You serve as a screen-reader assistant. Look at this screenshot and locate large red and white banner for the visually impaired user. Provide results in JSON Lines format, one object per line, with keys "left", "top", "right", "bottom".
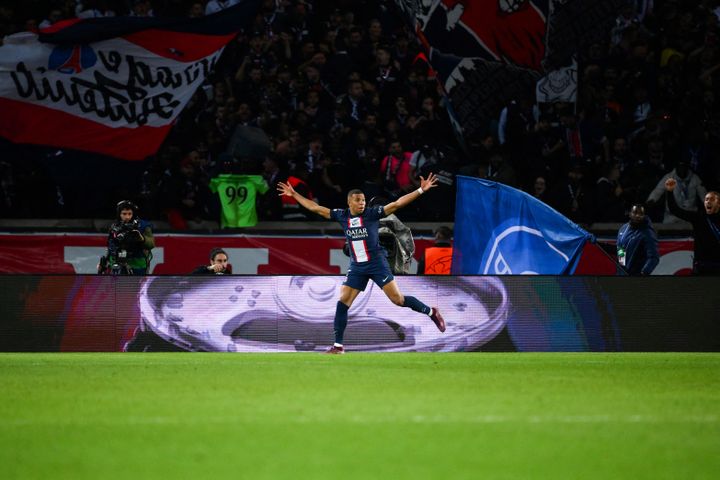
{"left": 0, "top": 233, "right": 695, "bottom": 275}
{"left": 0, "top": 1, "right": 259, "bottom": 160}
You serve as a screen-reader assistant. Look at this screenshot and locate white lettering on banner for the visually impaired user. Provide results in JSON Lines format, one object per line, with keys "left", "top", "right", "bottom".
{"left": 1, "top": 35, "right": 221, "bottom": 128}
{"left": 64, "top": 247, "right": 165, "bottom": 273}
{"left": 224, "top": 248, "right": 268, "bottom": 274}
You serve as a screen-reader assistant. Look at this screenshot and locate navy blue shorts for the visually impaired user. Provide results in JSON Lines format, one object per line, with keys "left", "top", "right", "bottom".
{"left": 343, "top": 257, "right": 394, "bottom": 291}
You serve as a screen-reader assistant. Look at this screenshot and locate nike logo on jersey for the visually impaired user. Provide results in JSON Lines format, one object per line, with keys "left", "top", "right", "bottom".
{"left": 382, "top": 275, "right": 390, "bottom": 282}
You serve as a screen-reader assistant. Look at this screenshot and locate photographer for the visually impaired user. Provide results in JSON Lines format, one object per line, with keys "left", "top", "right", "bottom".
{"left": 99, "top": 200, "right": 154, "bottom": 275}
{"left": 191, "top": 248, "right": 232, "bottom": 275}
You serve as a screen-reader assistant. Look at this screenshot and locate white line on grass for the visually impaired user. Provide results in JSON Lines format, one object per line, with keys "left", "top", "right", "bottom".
{"left": 2, "top": 414, "right": 718, "bottom": 427}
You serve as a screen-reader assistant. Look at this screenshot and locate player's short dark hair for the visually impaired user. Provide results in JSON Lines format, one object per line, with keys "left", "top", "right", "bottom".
{"left": 209, "top": 248, "right": 227, "bottom": 261}
{"left": 347, "top": 189, "right": 364, "bottom": 198}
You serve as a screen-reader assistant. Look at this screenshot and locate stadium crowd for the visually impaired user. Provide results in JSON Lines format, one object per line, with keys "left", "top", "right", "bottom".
{"left": 0, "top": 0, "right": 719, "bottom": 229}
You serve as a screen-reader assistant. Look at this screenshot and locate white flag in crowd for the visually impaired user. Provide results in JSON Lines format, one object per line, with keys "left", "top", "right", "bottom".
{"left": 0, "top": 0, "right": 259, "bottom": 160}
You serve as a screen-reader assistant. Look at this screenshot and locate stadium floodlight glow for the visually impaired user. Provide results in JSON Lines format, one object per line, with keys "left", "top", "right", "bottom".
{"left": 134, "top": 276, "right": 510, "bottom": 352}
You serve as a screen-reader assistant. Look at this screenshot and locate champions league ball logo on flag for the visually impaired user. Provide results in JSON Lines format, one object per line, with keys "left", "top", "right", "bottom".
{"left": 453, "top": 176, "right": 591, "bottom": 275}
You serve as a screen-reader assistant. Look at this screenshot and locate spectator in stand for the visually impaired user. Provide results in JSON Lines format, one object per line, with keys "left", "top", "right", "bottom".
{"left": 293, "top": 133, "right": 323, "bottom": 181}
{"left": 192, "top": 248, "right": 231, "bottom": 275}
{"left": 188, "top": 2, "right": 205, "bottom": 18}
{"left": 647, "top": 160, "right": 707, "bottom": 224}
{"left": 129, "top": 0, "right": 153, "bottom": 17}
{"left": 409, "top": 144, "right": 440, "bottom": 188}
{"left": 665, "top": 178, "right": 720, "bottom": 275}
{"left": 338, "top": 79, "right": 369, "bottom": 126}
{"left": 680, "top": 127, "right": 714, "bottom": 187}
{"left": 280, "top": 166, "right": 314, "bottom": 220}
{"left": 487, "top": 152, "right": 517, "bottom": 188}
{"left": 347, "top": 25, "right": 373, "bottom": 73}
{"left": 38, "top": 8, "right": 62, "bottom": 28}
{"left": 75, "top": 1, "right": 115, "bottom": 18}
{"left": 616, "top": 204, "right": 659, "bottom": 276}
{"left": 408, "top": 95, "right": 448, "bottom": 145}
{"left": 532, "top": 176, "right": 550, "bottom": 205}
{"left": 205, "top": 0, "right": 239, "bottom": 16}
{"left": 417, "top": 226, "right": 453, "bottom": 275}
{"left": 560, "top": 110, "right": 609, "bottom": 168}
{"left": 552, "top": 164, "right": 591, "bottom": 225}
{"left": 610, "top": 136, "right": 634, "bottom": 174}
{"left": 594, "top": 163, "right": 626, "bottom": 222}
{"left": 498, "top": 97, "right": 535, "bottom": 149}
{"left": 522, "top": 115, "right": 565, "bottom": 185}
{"left": 379, "top": 140, "right": 412, "bottom": 198}
{"left": 372, "top": 45, "right": 403, "bottom": 116}
{"left": 258, "top": 155, "right": 286, "bottom": 220}
{"left": 158, "top": 154, "right": 211, "bottom": 230}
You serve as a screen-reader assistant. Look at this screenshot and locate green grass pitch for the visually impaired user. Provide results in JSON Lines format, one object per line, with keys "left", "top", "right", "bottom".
{"left": 1, "top": 353, "right": 718, "bottom": 479}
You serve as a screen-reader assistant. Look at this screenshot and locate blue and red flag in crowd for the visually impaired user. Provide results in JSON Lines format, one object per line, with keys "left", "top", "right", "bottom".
{"left": 452, "top": 175, "right": 592, "bottom": 275}
{"left": 0, "top": 0, "right": 260, "bottom": 160}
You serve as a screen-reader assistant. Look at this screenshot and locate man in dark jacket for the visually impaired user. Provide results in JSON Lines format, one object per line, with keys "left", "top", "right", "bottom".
{"left": 665, "top": 178, "right": 720, "bottom": 274}
{"left": 616, "top": 205, "right": 659, "bottom": 276}
{"left": 100, "top": 200, "right": 154, "bottom": 275}
{"left": 191, "top": 248, "right": 231, "bottom": 275}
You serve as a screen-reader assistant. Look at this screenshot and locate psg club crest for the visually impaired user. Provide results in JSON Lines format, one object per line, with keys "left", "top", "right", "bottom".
{"left": 48, "top": 45, "right": 97, "bottom": 74}
{"left": 480, "top": 220, "right": 570, "bottom": 275}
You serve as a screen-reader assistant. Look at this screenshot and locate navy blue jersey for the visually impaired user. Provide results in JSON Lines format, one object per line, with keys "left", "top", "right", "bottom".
{"left": 331, "top": 205, "right": 387, "bottom": 263}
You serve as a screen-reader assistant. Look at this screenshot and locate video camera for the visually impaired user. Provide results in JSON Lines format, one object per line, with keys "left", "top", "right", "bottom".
{"left": 98, "top": 218, "right": 144, "bottom": 275}
{"left": 110, "top": 218, "right": 143, "bottom": 247}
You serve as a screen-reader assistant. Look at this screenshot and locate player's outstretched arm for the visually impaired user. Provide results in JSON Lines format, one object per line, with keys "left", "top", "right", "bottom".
{"left": 384, "top": 173, "right": 438, "bottom": 215}
{"left": 277, "top": 181, "right": 331, "bottom": 219}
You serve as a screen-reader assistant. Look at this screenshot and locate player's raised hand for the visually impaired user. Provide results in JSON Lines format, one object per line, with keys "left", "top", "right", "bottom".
{"left": 664, "top": 178, "right": 677, "bottom": 192}
{"left": 419, "top": 172, "right": 439, "bottom": 192}
{"left": 277, "top": 181, "right": 295, "bottom": 197}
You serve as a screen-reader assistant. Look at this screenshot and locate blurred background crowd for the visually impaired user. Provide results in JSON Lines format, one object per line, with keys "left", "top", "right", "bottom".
{"left": 0, "top": 0, "right": 719, "bottom": 228}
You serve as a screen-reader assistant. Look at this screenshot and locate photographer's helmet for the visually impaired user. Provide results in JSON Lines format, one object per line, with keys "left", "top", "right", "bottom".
{"left": 116, "top": 200, "right": 138, "bottom": 220}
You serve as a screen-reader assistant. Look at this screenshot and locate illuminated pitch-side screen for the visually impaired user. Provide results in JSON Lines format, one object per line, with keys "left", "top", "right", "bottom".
{"left": 0, "top": 275, "right": 718, "bottom": 352}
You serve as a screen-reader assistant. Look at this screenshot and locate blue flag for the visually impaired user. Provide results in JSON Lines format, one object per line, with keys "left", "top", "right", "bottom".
{"left": 452, "top": 176, "right": 592, "bottom": 275}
